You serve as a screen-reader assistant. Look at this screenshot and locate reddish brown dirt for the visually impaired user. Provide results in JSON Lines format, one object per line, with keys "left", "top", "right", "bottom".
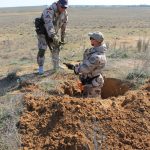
{"left": 18, "top": 78, "right": 150, "bottom": 150}
{"left": 101, "top": 78, "right": 132, "bottom": 99}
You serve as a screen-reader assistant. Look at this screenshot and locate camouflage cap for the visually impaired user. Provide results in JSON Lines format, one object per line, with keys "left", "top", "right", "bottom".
{"left": 58, "top": 0, "right": 68, "bottom": 8}
{"left": 88, "top": 32, "right": 104, "bottom": 42}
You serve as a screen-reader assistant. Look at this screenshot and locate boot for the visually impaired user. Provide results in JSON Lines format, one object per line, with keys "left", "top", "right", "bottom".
{"left": 37, "top": 55, "right": 45, "bottom": 74}
{"left": 38, "top": 66, "right": 44, "bottom": 75}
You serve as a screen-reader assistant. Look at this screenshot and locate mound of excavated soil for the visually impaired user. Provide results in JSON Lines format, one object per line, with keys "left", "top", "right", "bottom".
{"left": 18, "top": 78, "right": 150, "bottom": 150}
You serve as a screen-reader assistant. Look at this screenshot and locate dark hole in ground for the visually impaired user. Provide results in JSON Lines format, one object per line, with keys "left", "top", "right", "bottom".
{"left": 101, "top": 78, "right": 131, "bottom": 99}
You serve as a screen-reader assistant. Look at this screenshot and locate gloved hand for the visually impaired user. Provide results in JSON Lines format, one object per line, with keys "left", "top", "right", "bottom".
{"left": 63, "top": 63, "right": 74, "bottom": 70}
{"left": 59, "top": 41, "right": 66, "bottom": 45}
{"left": 52, "top": 35, "right": 60, "bottom": 46}
{"left": 60, "top": 37, "right": 66, "bottom": 45}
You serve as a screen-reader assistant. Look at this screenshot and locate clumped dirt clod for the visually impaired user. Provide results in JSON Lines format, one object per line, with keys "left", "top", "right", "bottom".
{"left": 18, "top": 77, "right": 150, "bottom": 150}
{"left": 61, "top": 80, "right": 82, "bottom": 96}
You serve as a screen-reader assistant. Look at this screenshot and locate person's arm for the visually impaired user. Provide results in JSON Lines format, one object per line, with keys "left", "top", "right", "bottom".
{"left": 78, "top": 55, "right": 99, "bottom": 74}
{"left": 75, "top": 54, "right": 106, "bottom": 74}
{"left": 61, "top": 11, "right": 68, "bottom": 42}
{"left": 42, "top": 8, "right": 55, "bottom": 38}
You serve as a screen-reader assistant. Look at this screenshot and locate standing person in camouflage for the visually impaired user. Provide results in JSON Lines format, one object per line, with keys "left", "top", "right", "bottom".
{"left": 36, "top": 0, "right": 68, "bottom": 74}
{"left": 74, "top": 32, "right": 107, "bottom": 98}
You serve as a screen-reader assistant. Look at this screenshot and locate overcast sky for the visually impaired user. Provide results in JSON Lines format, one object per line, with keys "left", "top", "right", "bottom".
{"left": 0, "top": 0, "right": 150, "bottom": 7}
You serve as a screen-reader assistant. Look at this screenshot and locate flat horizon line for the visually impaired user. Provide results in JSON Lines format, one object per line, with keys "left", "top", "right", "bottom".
{"left": 0, "top": 4, "right": 150, "bottom": 9}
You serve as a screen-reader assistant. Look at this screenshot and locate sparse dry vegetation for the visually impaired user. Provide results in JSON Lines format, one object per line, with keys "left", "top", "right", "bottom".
{"left": 0, "top": 6, "right": 150, "bottom": 150}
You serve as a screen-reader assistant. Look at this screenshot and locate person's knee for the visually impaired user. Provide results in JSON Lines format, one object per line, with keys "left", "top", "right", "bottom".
{"left": 83, "top": 85, "right": 101, "bottom": 98}
{"left": 83, "top": 84, "right": 92, "bottom": 97}
{"left": 38, "top": 49, "right": 45, "bottom": 57}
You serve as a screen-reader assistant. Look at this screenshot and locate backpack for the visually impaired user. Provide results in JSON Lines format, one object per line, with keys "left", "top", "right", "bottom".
{"left": 34, "top": 18, "right": 46, "bottom": 34}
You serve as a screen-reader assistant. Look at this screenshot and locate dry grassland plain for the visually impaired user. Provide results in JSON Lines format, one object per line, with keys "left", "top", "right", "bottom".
{"left": 0, "top": 6, "right": 150, "bottom": 149}
{"left": 0, "top": 6, "right": 150, "bottom": 78}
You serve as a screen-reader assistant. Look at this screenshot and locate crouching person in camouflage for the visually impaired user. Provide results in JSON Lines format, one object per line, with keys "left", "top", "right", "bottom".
{"left": 74, "top": 32, "right": 107, "bottom": 98}
{"left": 35, "top": 0, "right": 68, "bottom": 74}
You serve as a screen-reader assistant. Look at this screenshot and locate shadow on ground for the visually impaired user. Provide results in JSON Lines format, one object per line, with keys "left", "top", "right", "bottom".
{"left": 0, "top": 70, "right": 56, "bottom": 96}
{"left": 0, "top": 69, "right": 133, "bottom": 99}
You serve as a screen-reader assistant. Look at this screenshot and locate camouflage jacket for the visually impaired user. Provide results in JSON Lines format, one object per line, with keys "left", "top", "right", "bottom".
{"left": 42, "top": 2, "right": 68, "bottom": 40}
{"left": 78, "top": 43, "right": 107, "bottom": 78}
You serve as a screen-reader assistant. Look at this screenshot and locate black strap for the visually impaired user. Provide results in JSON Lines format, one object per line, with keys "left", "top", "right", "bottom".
{"left": 80, "top": 75, "right": 100, "bottom": 85}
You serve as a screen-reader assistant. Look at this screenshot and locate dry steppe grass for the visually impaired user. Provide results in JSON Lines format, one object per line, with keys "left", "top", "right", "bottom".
{"left": 0, "top": 6, "right": 150, "bottom": 149}
{"left": 0, "top": 6, "right": 150, "bottom": 77}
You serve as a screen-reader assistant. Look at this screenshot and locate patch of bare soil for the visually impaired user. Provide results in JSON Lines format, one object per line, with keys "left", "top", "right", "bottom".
{"left": 18, "top": 78, "right": 150, "bottom": 150}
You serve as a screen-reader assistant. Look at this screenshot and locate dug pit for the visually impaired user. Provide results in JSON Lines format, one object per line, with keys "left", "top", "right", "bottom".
{"left": 101, "top": 78, "right": 131, "bottom": 99}
{"left": 62, "top": 78, "right": 132, "bottom": 99}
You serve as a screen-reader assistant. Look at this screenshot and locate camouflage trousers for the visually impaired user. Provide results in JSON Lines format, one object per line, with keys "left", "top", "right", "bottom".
{"left": 82, "top": 75, "right": 104, "bottom": 98}
{"left": 83, "top": 85, "right": 102, "bottom": 98}
{"left": 37, "top": 34, "right": 60, "bottom": 70}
